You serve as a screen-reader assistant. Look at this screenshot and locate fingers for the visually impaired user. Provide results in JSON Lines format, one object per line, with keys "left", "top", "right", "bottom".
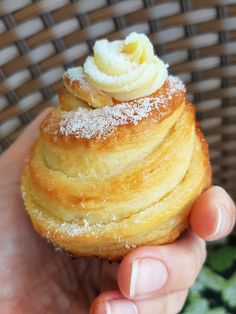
{"left": 2, "top": 108, "right": 51, "bottom": 165}
{"left": 90, "top": 289, "right": 188, "bottom": 314}
{"left": 117, "top": 230, "right": 205, "bottom": 301}
{"left": 91, "top": 231, "right": 201, "bottom": 313}
{"left": 190, "top": 186, "right": 236, "bottom": 241}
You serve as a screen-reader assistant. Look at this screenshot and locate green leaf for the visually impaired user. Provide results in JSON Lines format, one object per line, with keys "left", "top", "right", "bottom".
{"left": 182, "top": 298, "right": 209, "bottom": 314}
{"left": 188, "top": 291, "right": 202, "bottom": 303}
{"left": 207, "top": 238, "right": 229, "bottom": 249}
{"left": 222, "top": 272, "right": 236, "bottom": 308}
{"left": 207, "top": 307, "right": 229, "bottom": 314}
{"left": 188, "top": 280, "right": 205, "bottom": 302}
{"left": 198, "top": 266, "right": 226, "bottom": 292}
{"left": 208, "top": 246, "right": 236, "bottom": 272}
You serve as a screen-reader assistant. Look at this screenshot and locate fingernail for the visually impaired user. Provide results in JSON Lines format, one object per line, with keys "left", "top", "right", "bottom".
{"left": 210, "top": 204, "right": 231, "bottom": 238}
{"left": 105, "top": 300, "right": 137, "bottom": 314}
{"left": 129, "top": 258, "right": 168, "bottom": 297}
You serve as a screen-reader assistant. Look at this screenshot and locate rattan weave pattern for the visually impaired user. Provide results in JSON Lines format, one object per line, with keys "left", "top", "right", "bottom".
{"left": 0, "top": 0, "right": 236, "bottom": 199}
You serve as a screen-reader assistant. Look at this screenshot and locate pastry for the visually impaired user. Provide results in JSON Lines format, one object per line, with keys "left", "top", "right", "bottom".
{"left": 21, "top": 33, "right": 211, "bottom": 260}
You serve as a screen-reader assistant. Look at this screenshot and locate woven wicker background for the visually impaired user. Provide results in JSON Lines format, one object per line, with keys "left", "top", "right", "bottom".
{"left": 0, "top": 0, "right": 236, "bottom": 200}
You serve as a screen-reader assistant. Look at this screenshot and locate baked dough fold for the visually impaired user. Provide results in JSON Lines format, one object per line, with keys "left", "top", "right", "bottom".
{"left": 22, "top": 75, "right": 211, "bottom": 260}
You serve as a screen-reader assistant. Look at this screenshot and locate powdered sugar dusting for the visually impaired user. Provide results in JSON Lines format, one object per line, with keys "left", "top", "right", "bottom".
{"left": 64, "top": 67, "right": 90, "bottom": 91}
{"left": 59, "top": 76, "right": 185, "bottom": 140}
{"left": 33, "top": 208, "right": 137, "bottom": 253}
{"left": 34, "top": 208, "right": 100, "bottom": 238}
{"left": 64, "top": 67, "right": 85, "bottom": 83}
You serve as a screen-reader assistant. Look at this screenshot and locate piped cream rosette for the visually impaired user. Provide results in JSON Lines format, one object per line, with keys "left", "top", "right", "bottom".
{"left": 62, "top": 33, "right": 168, "bottom": 108}
{"left": 84, "top": 32, "right": 168, "bottom": 101}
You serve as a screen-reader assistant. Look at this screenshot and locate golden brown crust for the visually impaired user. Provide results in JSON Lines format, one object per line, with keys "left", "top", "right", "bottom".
{"left": 63, "top": 75, "right": 114, "bottom": 108}
{"left": 40, "top": 78, "right": 186, "bottom": 149}
{"left": 21, "top": 76, "right": 211, "bottom": 260}
{"left": 58, "top": 88, "right": 90, "bottom": 111}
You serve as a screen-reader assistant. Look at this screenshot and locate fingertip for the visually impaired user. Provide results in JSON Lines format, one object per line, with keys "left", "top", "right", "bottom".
{"left": 117, "top": 252, "right": 133, "bottom": 298}
{"left": 190, "top": 186, "right": 236, "bottom": 241}
{"left": 118, "top": 245, "right": 171, "bottom": 300}
{"left": 90, "top": 291, "right": 122, "bottom": 314}
{"left": 117, "top": 246, "right": 152, "bottom": 298}
{"left": 190, "top": 191, "right": 217, "bottom": 239}
{"left": 89, "top": 294, "right": 106, "bottom": 314}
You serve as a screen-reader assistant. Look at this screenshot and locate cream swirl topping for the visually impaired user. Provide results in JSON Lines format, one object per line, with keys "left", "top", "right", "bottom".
{"left": 83, "top": 32, "right": 168, "bottom": 102}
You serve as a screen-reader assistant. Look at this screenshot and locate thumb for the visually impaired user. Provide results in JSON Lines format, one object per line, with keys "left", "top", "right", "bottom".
{"left": 1, "top": 108, "right": 51, "bottom": 167}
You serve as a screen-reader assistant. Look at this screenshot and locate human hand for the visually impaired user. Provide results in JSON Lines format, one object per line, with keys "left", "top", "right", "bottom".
{"left": 0, "top": 109, "right": 235, "bottom": 314}
{"left": 91, "top": 186, "right": 235, "bottom": 314}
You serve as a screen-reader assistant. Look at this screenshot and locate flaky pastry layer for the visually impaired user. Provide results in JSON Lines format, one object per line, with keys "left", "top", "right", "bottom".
{"left": 22, "top": 77, "right": 211, "bottom": 260}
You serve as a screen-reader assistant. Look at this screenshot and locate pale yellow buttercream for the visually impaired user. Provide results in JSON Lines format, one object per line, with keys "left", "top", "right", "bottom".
{"left": 83, "top": 32, "right": 168, "bottom": 102}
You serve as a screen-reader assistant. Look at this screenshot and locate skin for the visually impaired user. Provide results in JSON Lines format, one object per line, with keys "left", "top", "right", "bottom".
{"left": 0, "top": 109, "right": 235, "bottom": 314}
